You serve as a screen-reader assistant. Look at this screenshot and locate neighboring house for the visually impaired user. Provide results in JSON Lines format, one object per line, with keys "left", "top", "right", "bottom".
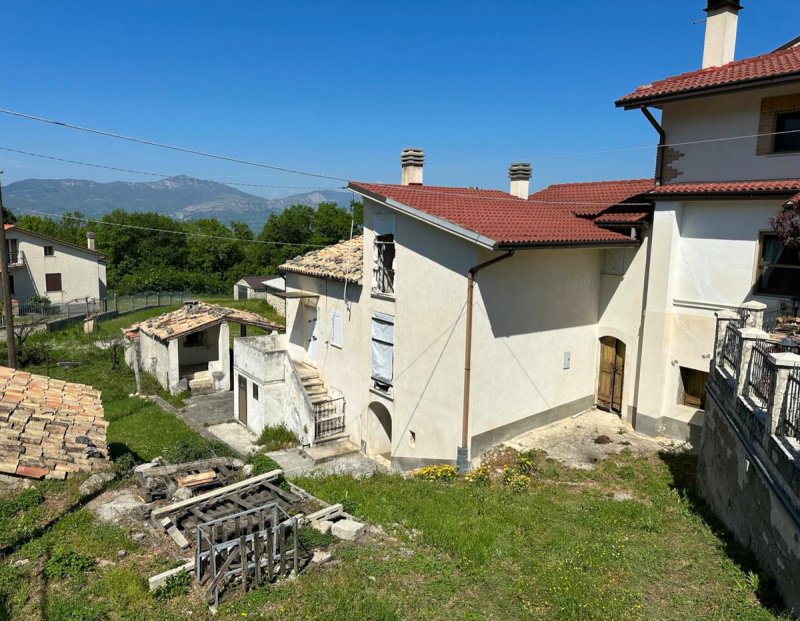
{"left": 2, "top": 225, "right": 106, "bottom": 309}
{"left": 615, "top": 0, "right": 800, "bottom": 442}
{"left": 233, "top": 275, "right": 287, "bottom": 315}
{"left": 123, "top": 301, "right": 282, "bottom": 396}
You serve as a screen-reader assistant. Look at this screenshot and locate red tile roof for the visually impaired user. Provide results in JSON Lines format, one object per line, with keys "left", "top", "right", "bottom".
{"left": 349, "top": 180, "right": 652, "bottom": 248}
{"left": 652, "top": 179, "right": 800, "bottom": 196}
{"left": 617, "top": 46, "right": 800, "bottom": 107}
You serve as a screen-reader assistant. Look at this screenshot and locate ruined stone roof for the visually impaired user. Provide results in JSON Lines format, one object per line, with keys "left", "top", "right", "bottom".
{"left": 279, "top": 236, "right": 363, "bottom": 283}
{"left": 0, "top": 366, "right": 108, "bottom": 480}
{"left": 127, "top": 301, "right": 283, "bottom": 341}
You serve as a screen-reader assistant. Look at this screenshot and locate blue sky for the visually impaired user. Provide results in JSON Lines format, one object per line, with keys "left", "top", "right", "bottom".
{"left": 1, "top": 0, "right": 799, "bottom": 198}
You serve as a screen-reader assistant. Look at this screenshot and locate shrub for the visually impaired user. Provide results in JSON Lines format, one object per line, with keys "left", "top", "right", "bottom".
{"left": 297, "top": 525, "right": 335, "bottom": 550}
{"left": 112, "top": 452, "right": 137, "bottom": 478}
{"left": 27, "top": 294, "right": 52, "bottom": 307}
{"left": 502, "top": 466, "right": 530, "bottom": 493}
{"left": 256, "top": 424, "right": 299, "bottom": 452}
{"left": 249, "top": 453, "right": 281, "bottom": 476}
{"left": 771, "top": 203, "right": 800, "bottom": 249}
{"left": 152, "top": 569, "right": 191, "bottom": 601}
{"left": 45, "top": 547, "right": 96, "bottom": 579}
{"left": 464, "top": 465, "right": 491, "bottom": 485}
{"left": 163, "top": 439, "right": 227, "bottom": 464}
{"left": 413, "top": 464, "right": 459, "bottom": 482}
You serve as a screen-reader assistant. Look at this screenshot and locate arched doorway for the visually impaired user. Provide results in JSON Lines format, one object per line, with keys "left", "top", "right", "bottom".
{"left": 597, "top": 337, "right": 626, "bottom": 414}
{"left": 367, "top": 401, "right": 392, "bottom": 459}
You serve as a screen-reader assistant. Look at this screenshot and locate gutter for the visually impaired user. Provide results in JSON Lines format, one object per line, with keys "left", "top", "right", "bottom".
{"left": 458, "top": 249, "right": 515, "bottom": 472}
{"left": 640, "top": 107, "right": 666, "bottom": 186}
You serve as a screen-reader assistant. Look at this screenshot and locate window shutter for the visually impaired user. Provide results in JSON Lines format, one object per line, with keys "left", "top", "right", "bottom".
{"left": 371, "top": 313, "right": 394, "bottom": 385}
{"left": 45, "top": 273, "right": 62, "bottom": 292}
{"left": 331, "top": 311, "right": 343, "bottom": 348}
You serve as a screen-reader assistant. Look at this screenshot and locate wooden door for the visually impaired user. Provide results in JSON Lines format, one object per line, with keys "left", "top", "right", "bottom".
{"left": 597, "top": 337, "right": 625, "bottom": 414}
{"left": 238, "top": 374, "right": 248, "bottom": 425}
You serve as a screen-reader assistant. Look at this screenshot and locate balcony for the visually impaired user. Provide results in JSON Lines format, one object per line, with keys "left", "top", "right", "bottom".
{"left": 4, "top": 251, "right": 23, "bottom": 268}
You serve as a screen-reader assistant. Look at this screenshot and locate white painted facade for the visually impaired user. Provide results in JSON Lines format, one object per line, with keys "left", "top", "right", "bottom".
{"left": 3, "top": 227, "right": 106, "bottom": 306}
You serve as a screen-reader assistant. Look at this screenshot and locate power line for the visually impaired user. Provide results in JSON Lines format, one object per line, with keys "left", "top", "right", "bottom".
{"left": 0, "top": 107, "right": 348, "bottom": 182}
{"left": 0, "top": 146, "right": 343, "bottom": 191}
{"left": 14, "top": 207, "right": 330, "bottom": 247}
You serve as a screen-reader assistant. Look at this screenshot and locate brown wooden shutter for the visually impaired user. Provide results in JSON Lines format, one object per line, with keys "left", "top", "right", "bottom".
{"left": 45, "top": 273, "right": 62, "bottom": 292}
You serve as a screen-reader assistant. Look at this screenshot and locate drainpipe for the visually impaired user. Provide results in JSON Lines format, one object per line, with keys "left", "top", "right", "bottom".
{"left": 640, "top": 106, "right": 666, "bottom": 186}
{"left": 458, "top": 249, "right": 515, "bottom": 472}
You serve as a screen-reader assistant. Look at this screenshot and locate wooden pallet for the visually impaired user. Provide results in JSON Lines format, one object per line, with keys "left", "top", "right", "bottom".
{"left": 136, "top": 457, "right": 242, "bottom": 502}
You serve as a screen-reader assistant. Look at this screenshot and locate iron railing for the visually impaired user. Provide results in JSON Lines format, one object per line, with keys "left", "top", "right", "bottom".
{"left": 313, "top": 397, "right": 345, "bottom": 440}
{"left": 372, "top": 266, "right": 395, "bottom": 295}
{"left": 746, "top": 341, "right": 774, "bottom": 410}
{"left": 778, "top": 368, "right": 800, "bottom": 441}
{"left": 5, "top": 251, "right": 22, "bottom": 266}
{"left": 721, "top": 325, "right": 743, "bottom": 379}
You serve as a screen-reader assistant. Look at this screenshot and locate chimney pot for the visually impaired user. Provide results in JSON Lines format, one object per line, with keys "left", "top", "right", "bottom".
{"left": 86, "top": 231, "right": 96, "bottom": 251}
{"left": 702, "top": 0, "right": 742, "bottom": 68}
{"left": 401, "top": 148, "right": 424, "bottom": 185}
{"left": 508, "top": 162, "right": 532, "bottom": 199}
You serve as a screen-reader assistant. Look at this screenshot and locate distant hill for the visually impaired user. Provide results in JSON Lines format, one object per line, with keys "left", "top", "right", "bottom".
{"left": 2, "top": 176, "right": 353, "bottom": 231}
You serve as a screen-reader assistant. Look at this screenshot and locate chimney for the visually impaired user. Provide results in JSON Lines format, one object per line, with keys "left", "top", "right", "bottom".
{"left": 401, "top": 148, "right": 424, "bottom": 185}
{"left": 702, "top": 0, "right": 742, "bottom": 68}
{"left": 508, "top": 162, "right": 532, "bottom": 199}
{"left": 86, "top": 231, "right": 96, "bottom": 251}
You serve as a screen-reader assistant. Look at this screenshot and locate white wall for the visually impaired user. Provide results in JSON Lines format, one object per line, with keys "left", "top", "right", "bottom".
{"left": 660, "top": 83, "right": 800, "bottom": 183}
{"left": 6, "top": 230, "right": 105, "bottom": 305}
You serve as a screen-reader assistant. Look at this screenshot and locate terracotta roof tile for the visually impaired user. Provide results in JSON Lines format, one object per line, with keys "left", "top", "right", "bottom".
{"left": 0, "top": 367, "right": 108, "bottom": 479}
{"left": 652, "top": 179, "right": 800, "bottom": 196}
{"left": 349, "top": 181, "right": 652, "bottom": 247}
{"left": 617, "top": 46, "right": 800, "bottom": 107}
{"left": 127, "top": 301, "right": 283, "bottom": 341}
{"left": 280, "top": 236, "right": 363, "bottom": 283}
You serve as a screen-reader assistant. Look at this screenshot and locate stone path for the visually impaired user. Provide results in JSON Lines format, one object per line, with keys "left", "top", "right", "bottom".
{"left": 205, "top": 421, "right": 259, "bottom": 456}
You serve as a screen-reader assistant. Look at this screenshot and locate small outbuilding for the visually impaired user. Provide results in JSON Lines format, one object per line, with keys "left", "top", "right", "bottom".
{"left": 123, "top": 300, "right": 283, "bottom": 396}
{"left": 233, "top": 276, "right": 287, "bottom": 315}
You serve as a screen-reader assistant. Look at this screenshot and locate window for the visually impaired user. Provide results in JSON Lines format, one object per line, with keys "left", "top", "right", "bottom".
{"left": 774, "top": 111, "right": 800, "bottom": 153}
{"left": 757, "top": 233, "right": 800, "bottom": 295}
{"left": 45, "top": 273, "right": 62, "bottom": 292}
{"left": 252, "top": 383, "right": 259, "bottom": 400}
{"left": 331, "top": 311, "right": 343, "bottom": 348}
{"left": 372, "top": 213, "right": 396, "bottom": 296}
{"left": 602, "top": 249, "right": 626, "bottom": 276}
{"left": 8, "top": 275, "right": 13, "bottom": 295}
{"left": 184, "top": 331, "right": 206, "bottom": 347}
{"left": 44, "top": 246, "right": 54, "bottom": 257}
{"left": 371, "top": 312, "right": 394, "bottom": 392}
{"left": 679, "top": 367, "right": 708, "bottom": 410}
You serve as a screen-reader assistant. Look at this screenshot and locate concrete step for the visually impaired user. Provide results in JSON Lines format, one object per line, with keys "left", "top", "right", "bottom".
{"left": 306, "top": 386, "right": 328, "bottom": 397}
{"left": 302, "top": 378, "right": 324, "bottom": 389}
{"left": 310, "top": 393, "right": 332, "bottom": 405}
{"left": 293, "top": 362, "right": 319, "bottom": 380}
{"left": 302, "top": 438, "right": 359, "bottom": 464}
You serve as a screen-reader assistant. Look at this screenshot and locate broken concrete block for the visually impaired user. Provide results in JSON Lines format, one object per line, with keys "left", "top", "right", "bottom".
{"left": 148, "top": 559, "right": 195, "bottom": 591}
{"left": 79, "top": 471, "right": 115, "bottom": 495}
{"left": 311, "top": 551, "right": 332, "bottom": 565}
{"left": 331, "top": 519, "right": 366, "bottom": 542}
{"left": 313, "top": 520, "right": 333, "bottom": 535}
{"left": 170, "top": 487, "right": 194, "bottom": 502}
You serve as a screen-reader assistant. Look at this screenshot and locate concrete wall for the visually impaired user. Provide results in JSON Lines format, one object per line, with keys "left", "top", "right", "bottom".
{"left": 233, "top": 334, "right": 315, "bottom": 445}
{"left": 177, "top": 325, "right": 220, "bottom": 367}
{"left": 5, "top": 229, "right": 106, "bottom": 305}
{"left": 136, "top": 332, "right": 171, "bottom": 392}
{"left": 636, "top": 199, "right": 786, "bottom": 441}
{"left": 660, "top": 83, "right": 800, "bottom": 183}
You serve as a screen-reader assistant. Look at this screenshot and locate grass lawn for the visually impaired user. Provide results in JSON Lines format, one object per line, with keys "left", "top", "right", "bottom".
{"left": 0, "top": 299, "right": 792, "bottom": 619}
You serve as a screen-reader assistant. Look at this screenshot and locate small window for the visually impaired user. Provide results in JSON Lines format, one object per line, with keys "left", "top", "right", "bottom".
{"left": 7, "top": 275, "right": 13, "bottom": 295}
{"left": 373, "top": 234, "right": 396, "bottom": 295}
{"left": 252, "top": 383, "right": 259, "bottom": 400}
{"left": 774, "top": 111, "right": 800, "bottom": 153}
{"left": 45, "top": 273, "right": 62, "bottom": 292}
{"left": 331, "top": 311, "right": 343, "bottom": 348}
{"left": 602, "top": 249, "right": 625, "bottom": 276}
{"left": 371, "top": 313, "right": 394, "bottom": 392}
{"left": 757, "top": 233, "right": 800, "bottom": 295}
{"left": 184, "top": 331, "right": 206, "bottom": 347}
{"left": 44, "top": 246, "right": 54, "bottom": 257}
{"left": 679, "top": 367, "right": 708, "bottom": 410}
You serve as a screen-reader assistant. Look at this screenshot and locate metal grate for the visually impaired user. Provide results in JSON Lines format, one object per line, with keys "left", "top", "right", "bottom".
{"left": 747, "top": 341, "right": 774, "bottom": 410}
{"left": 314, "top": 397, "right": 345, "bottom": 440}
{"left": 778, "top": 368, "right": 800, "bottom": 441}
{"left": 721, "top": 325, "right": 743, "bottom": 379}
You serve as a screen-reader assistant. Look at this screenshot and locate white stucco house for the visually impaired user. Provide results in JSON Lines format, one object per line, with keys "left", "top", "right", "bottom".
{"left": 2, "top": 225, "right": 106, "bottom": 310}
{"left": 232, "top": 275, "right": 286, "bottom": 315}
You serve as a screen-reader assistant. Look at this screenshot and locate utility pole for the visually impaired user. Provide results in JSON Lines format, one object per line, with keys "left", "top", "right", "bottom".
{"left": 0, "top": 173, "right": 17, "bottom": 368}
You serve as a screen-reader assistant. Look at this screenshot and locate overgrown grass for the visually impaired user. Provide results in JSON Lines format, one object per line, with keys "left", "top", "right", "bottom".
{"left": 256, "top": 424, "right": 300, "bottom": 451}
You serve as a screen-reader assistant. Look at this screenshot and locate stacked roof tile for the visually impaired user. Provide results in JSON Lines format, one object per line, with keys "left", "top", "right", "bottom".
{"left": 127, "top": 302, "right": 283, "bottom": 341}
{"left": 0, "top": 367, "right": 108, "bottom": 479}
{"left": 349, "top": 181, "right": 652, "bottom": 248}
{"left": 617, "top": 46, "right": 800, "bottom": 107}
{"left": 280, "top": 236, "right": 364, "bottom": 283}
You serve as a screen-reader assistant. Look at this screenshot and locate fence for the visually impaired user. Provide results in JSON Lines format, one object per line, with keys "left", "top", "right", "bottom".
{"left": 314, "top": 397, "right": 345, "bottom": 440}
{"left": 778, "top": 368, "right": 800, "bottom": 441}
{"left": 721, "top": 325, "right": 743, "bottom": 379}
{"left": 746, "top": 341, "right": 774, "bottom": 410}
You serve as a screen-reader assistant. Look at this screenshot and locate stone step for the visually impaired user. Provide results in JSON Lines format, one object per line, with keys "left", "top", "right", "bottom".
{"left": 303, "top": 378, "right": 324, "bottom": 389}
{"left": 306, "top": 386, "right": 328, "bottom": 397}
{"left": 302, "top": 438, "right": 359, "bottom": 464}
{"left": 310, "top": 393, "right": 332, "bottom": 405}
{"left": 293, "top": 363, "right": 319, "bottom": 380}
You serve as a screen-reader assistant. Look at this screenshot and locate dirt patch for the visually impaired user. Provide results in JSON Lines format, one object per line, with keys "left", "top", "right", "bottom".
{"left": 594, "top": 435, "right": 613, "bottom": 445}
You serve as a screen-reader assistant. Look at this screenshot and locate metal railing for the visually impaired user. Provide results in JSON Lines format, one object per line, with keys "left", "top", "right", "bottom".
{"left": 721, "top": 325, "right": 743, "bottom": 379}
{"left": 778, "top": 368, "right": 800, "bottom": 441}
{"left": 372, "top": 266, "right": 395, "bottom": 295}
{"left": 746, "top": 341, "right": 775, "bottom": 410}
{"left": 313, "top": 397, "right": 345, "bottom": 440}
{"left": 5, "top": 251, "right": 22, "bottom": 266}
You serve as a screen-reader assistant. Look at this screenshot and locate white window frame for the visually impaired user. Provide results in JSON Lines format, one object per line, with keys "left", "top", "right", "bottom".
{"left": 371, "top": 312, "right": 394, "bottom": 393}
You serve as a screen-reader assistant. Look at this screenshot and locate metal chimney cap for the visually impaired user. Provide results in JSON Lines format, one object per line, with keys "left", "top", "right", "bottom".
{"left": 401, "top": 148, "right": 425, "bottom": 167}
{"left": 705, "top": 0, "right": 742, "bottom": 13}
{"left": 508, "top": 162, "right": 532, "bottom": 181}
{"left": 86, "top": 231, "right": 96, "bottom": 239}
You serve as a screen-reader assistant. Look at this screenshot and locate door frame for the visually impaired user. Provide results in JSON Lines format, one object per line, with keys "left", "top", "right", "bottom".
{"left": 597, "top": 336, "right": 626, "bottom": 414}
{"left": 237, "top": 374, "right": 248, "bottom": 425}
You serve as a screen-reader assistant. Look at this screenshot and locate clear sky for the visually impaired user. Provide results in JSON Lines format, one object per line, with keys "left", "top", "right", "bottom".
{"left": 1, "top": 0, "right": 799, "bottom": 198}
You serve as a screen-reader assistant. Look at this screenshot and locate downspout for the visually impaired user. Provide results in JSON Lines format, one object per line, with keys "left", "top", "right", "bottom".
{"left": 640, "top": 106, "right": 666, "bottom": 186}
{"left": 458, "top": 249, "right": 515, "bottom": 472}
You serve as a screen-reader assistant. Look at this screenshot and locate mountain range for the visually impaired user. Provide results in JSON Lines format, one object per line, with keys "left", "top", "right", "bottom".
{"left": 2, "top": 176, "right": 353, "bottom": 231}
